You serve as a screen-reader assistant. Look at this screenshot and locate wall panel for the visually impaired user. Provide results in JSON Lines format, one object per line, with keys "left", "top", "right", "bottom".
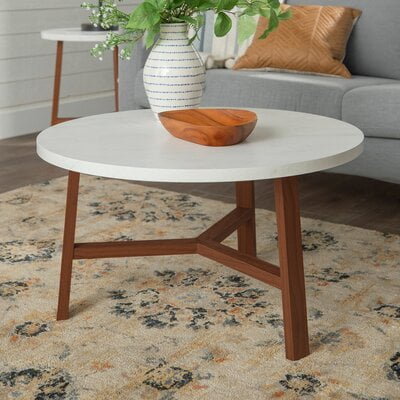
{"left": 0, "top": 0, "right": 138, "bottom": 139}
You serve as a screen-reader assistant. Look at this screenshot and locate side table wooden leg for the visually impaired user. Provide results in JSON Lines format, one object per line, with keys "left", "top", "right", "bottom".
{"left": 236, "top": 181, "right": 257, "bottom": 256}
{"left": 51, "top": 41, "right": 64, "bottom": 126}
{"left": 274, "top": 177, "right": 309, "bottom": 360}
{"left": 57, "top": 171, "right": 80, "bottom": 321}
{"left": 113, "top": 46, "right": 119, "bottom": 112}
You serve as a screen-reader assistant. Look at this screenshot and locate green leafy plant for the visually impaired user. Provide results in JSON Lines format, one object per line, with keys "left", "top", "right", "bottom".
{"left": 81, "top": 0, "right": 290, "bottom": 60}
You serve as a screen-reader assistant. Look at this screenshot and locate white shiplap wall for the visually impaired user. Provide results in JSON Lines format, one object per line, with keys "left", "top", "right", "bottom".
{"left": 0, "top": 0, "right": 138, "bottom": 139}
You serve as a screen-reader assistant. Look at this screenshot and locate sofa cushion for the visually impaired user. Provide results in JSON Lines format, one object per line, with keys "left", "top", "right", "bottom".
{"left": 234, "top": 5, "right": 361, "bottom": 78}
{"left": 331, "top": 137, "right": 400, "bottom": 184}
{"left": 134, "top": 69, "right": 396, "bottom": 120}
{"left": 342, "top": 84, "right": 400, "bottom": 140}
{"left": 286, "top": 0, "right": 400, "bottom": 80}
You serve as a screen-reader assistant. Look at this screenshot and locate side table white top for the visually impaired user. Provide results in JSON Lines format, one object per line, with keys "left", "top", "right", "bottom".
{"left": 41, "top": 27, "right": 110, "bottom": 42}
{"left": 36, "top": 109, "right": 364, "bottom": 183}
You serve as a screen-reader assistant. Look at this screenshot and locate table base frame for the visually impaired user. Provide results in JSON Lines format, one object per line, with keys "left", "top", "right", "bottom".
{"left": 51, "top": 41, "right": 119, "bottom": 126}
{"left": 57, "top": 171, "right": 310, "bottom": 361}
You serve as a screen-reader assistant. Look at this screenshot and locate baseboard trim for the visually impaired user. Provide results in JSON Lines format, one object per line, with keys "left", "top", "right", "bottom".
{"left": 0, "top": 92, "right": 115, "bottom": 140}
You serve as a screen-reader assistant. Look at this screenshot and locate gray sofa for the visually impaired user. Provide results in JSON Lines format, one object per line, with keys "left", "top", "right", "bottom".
{"left": 120, "top": 0, "right": 400, "bottom": 184}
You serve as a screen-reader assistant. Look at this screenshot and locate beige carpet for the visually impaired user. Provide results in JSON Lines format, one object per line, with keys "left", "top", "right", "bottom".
{"left": 0, "top": 176, "right": 399, "bottom": 400}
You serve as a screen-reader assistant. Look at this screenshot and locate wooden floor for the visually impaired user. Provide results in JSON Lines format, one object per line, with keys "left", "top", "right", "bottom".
{"left": 1, "top": 133, "right": 400, "bottom": 234}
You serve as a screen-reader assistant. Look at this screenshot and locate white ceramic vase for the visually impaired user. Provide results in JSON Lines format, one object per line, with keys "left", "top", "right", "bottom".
{"left": 143, "top": 23, "right": 206, "bottom": 115}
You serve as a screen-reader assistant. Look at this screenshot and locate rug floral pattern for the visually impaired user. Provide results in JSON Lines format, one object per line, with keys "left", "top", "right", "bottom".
{"left": 0, "top": 176, "right": 399, "bottom": 399}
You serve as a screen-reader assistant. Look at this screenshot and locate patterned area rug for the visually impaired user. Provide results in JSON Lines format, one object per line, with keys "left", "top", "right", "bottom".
{"left": 0, "top": 176, "right": 399, "bottom": 400}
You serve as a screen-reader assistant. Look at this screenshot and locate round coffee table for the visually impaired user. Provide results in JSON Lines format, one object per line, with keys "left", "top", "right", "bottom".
{"left": 36, "top": 108, "right": 364, "bottom": 361}
{"left": 41, "top": 28, "right": 119, "bottom": 126}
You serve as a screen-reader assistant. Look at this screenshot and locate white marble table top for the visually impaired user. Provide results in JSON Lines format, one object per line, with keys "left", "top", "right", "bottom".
{"left": 36, "top": 109, "right": 364, "bottom": 183}
{"left": 41, "top": 27, "right": 110, "bottom": 42}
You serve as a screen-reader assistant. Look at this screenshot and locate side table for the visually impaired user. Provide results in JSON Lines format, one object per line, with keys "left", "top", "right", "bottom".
{"left": 41, "top": 28, "right": 119, "bottom": 126}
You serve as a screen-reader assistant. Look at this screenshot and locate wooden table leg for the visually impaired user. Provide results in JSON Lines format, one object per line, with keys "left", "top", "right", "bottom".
{"left": 51, "top": 41, "right": 64, "bottom": 126}
{"left": 57, "top": 171, "right": 80, "bottom": 321}
{"left": 236, "top": 181, "right": 257, "bottom": 256}
{"left": 113, "top": 46, "right": 119, "bottom": 112}
{"left": 274, "top": 177, "right": 309, "bottom": 360}
{"left": 53, "top": 174, "right": 309, "bottom": 359}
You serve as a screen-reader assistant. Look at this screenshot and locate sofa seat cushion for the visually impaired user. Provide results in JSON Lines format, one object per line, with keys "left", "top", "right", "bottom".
{"left": 342, "top": 84, "right": 400, "bottom": 140}
{"left": 134, "top": 69, "right": 395, "bottom": 120}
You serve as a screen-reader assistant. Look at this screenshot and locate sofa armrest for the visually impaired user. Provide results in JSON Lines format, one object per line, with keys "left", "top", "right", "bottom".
{"left": 119, "top": 39, "right": 150, "bottom": 111}
{"left": 342, "top": 83, "right": 400, "bottom": 140}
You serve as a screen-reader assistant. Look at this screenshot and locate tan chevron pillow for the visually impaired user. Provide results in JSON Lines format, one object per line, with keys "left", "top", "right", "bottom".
{"left": 233, "top": 5, "right": 361, "bottom": 78}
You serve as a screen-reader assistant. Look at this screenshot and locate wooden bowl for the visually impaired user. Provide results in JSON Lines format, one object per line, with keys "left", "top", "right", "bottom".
{"left": 158, "top": 109, "right": 257, "bottom": 146}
